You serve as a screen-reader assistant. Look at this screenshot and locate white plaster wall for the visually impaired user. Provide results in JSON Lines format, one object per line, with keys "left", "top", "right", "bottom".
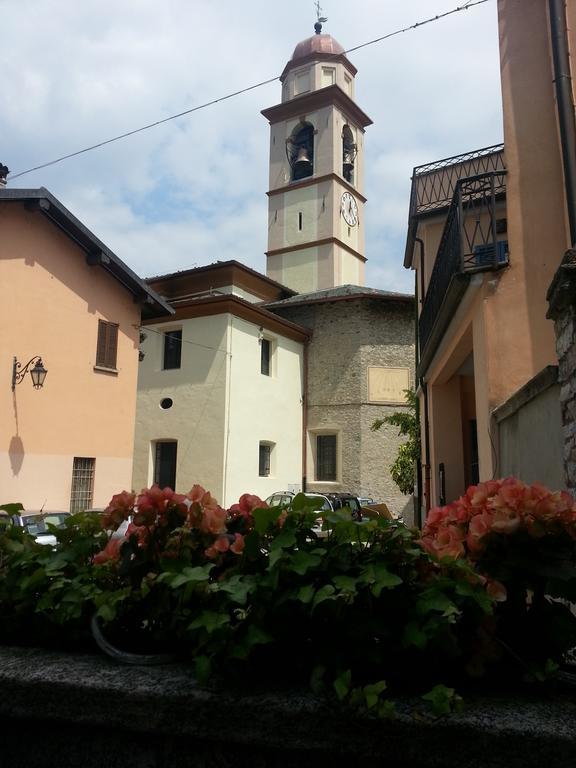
{"left": 132, "top": 316, "right": 229, "bottom": 501}
{"left": 224, "top": 317, "right": 304, "bottom": 507}
{"left": 216, "top": 285, "right": 262, "bottom": 303}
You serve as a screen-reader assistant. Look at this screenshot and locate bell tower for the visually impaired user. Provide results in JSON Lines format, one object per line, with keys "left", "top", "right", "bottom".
{"left": 262, "top": 21, "right": 372, "bottom": 293}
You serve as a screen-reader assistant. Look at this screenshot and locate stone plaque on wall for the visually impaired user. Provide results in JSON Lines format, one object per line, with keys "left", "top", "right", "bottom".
{"left": 368, "top": 367, "right": 410, "bottom": 404}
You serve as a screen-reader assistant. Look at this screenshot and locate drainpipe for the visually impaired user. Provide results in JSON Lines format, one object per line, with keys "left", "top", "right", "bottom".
{"left": 301, "top": 339, "right": 309, "bottom": 492}
{"left": 415, "top": 237, "right": 431, "bottom": 520}
{"left": 549, "top": 0, "right": 576, "bottom": 246}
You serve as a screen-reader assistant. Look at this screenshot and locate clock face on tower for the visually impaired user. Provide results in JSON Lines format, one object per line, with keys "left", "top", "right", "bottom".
{"left": 340, "top": 191, "right": 358, "bottom": 226}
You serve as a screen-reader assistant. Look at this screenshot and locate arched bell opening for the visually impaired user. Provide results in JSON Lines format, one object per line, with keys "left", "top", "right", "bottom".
{"left": 287, "top": 122, "right": 314, "bottom": 182}
{"left": 342, "top": 125, "right": 357, "bottom": 184}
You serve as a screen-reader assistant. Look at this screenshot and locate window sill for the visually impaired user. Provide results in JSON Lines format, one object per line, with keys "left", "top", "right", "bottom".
{"left": 93, "top": 365, "right": 118, "bottom": 376}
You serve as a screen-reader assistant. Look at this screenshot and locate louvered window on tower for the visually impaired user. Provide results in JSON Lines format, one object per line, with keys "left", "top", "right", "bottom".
{"left": 96, "top": 320, "right": 118, "bottom": 369}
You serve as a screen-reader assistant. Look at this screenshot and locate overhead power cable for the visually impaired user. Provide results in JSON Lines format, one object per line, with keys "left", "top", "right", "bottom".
{"left": 10, "top": 0, "right": 490, "bottom": 180}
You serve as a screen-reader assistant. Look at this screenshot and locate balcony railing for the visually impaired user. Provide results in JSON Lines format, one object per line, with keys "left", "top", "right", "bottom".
{"left": 419, "top": 170, "right": 507, "bottom": 357}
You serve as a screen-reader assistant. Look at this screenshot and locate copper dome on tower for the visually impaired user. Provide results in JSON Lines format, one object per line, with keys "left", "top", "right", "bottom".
{"left": 290, "top": 33, "right": 345, "bottom": 64}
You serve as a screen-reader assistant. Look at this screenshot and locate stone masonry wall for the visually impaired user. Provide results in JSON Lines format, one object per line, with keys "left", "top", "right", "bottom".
{"left": 547, "top": 250, "right": 576, "bottom": 495}
{"left": 272, "top": 297, "right": 415, "bottom": 520}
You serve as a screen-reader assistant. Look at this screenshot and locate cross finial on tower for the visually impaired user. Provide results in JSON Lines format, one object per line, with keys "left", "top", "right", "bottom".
{"left": 314, "top": 1, "right": 327, "bottom": 34}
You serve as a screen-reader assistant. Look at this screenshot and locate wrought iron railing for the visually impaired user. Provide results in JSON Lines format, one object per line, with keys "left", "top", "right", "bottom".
{"left": 410, "top": 144, "right": 505, "bottom": 217}
{"left": 419, "top": 170, "right": 507, "bottom": 354}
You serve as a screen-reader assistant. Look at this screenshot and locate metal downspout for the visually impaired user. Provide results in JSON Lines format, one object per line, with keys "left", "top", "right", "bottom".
{"left": 549, "top": 0, "right": 576, "bottom": 246}
{"left": 415, "top": 237, "right": 431, "bottom": 519}
{"left": 302, "top": 340, "right": 309, "bottom": 492}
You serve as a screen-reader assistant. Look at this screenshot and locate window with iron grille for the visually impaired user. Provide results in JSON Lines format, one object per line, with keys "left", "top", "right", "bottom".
{"left": 259, "top": 442, "right": 272, "bottom": 477}
{"left": 70, "top": 457, "right": 95, "bottom": 513}
{"left": 96, "top": 320, "right": 119, "bottom": 369}
{"left": 316, "top": 435, "right": 337, "bottom": 481}
{"left": 163, "top": 329, "right": 182, "bottom": 370}
{"left": 154, "top": 441, "right": 177, "bottom": 490}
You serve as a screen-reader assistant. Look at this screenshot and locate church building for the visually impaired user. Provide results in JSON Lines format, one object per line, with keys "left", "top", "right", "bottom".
{"left": 132, "top": 22, "right": 415, "bottom": 519}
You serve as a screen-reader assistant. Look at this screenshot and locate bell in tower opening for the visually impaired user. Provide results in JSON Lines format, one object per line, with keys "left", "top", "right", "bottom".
{"left": 342, "top": 125, "right": 356, "bottom": 184}
{"left": 288, "top": 122, "right": 314, "bottom": 181}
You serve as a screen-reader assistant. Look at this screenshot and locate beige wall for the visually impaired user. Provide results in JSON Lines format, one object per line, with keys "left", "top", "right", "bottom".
{"left": 0, "top": 204, "right": 140, "bottom": 509}
{"left": 132, "top": 315, "right": 229, "bottom": 499}
{"left": 282, "top": 59, "right": 355, "bottom": 102}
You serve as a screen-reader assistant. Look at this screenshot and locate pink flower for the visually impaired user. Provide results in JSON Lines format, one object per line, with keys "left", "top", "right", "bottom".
{"left": 486, "top": 579, "right": 507, "bottom": 602}
{"left": 466, "top": 511, "right": 493, "bottom": 554}
{"left": 93, "top": 537, "right": 123, "bottom": 565}
{"left": 229, "top": 493, "right": 268, "bottom": 518}
{"left": 213, "top": 535, "right": 230, "bottom": 553}
{"left": 101, "top": 491, "right": 135, "bottom": 529}
{"left": 135, "top": 485, "right": 187, "bottom": 525}
{"left": 199, "top": 504, "right": 227, "bottom": 535}
{"left": 422, "top": 525, "right": 465, "bottom": 560}
{"left": 230, "top": 533, "right": 245, "bottom": 554}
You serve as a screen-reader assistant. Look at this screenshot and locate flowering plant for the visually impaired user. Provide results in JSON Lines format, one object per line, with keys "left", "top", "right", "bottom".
{"left": 89, "top": 485, "right": 264, "bottom": 654}
{"left": 420, "top": 477, "right": 576, "bottom": 678}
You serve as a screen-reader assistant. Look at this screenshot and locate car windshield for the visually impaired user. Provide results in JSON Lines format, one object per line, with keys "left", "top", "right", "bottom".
{"left": 23, "top": 514, "right": 69, "bottom": 536}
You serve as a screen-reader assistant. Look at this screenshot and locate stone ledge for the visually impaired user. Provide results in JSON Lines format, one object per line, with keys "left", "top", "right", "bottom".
{"left": 0, "top": 647, "right": 576, "bottom": 768}
{"left": 492, "top": 365, "right": 559, "bottom": 424}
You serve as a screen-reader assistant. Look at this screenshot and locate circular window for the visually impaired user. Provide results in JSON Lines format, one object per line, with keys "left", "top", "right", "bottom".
{"left": 160, "top": 398, "right": 173, "bottom": 410}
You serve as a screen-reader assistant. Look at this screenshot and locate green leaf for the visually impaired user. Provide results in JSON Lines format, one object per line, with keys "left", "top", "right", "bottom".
{"left": 403, "top": 621, "right": 427, "bottom": 649}
{"left": 0, "top": 503, "right": 24, "bottom": 515}
{"left": 363, "top": 680, "right": 387, "bottom": 710}
{"left": 332, "top": 575, "right": 358, "bottom": 593}
{"left": 312, "top": 584, "right": 336, "bottom": 607}
{"left": 360, "top": 563, "right": 402, "bottom": 596}
{"left": 216, "top": 575, "right": 255, "bottom": 605}
{"left": 188, "top": 610, "right": 229, "bottom": 634}
{"left": 421, "top": 684, "right": 463, "bottom": 716}
{"left": 297, "top": 584, "right": 315, "bottom": 604}
{"left": 377, "top": 700, "right": 397, "bottom": 719}
{"left": 194, "top": 654, "right": 212, "bottom": 685}
{"left": 252, "top": 506, "right": 283, "bottom": 534}
{"left": 333, "top": 669, "right": 352, "bottom": 701}
{"left": 242, "top": 530, "right": 261, "bottom": 560}
{"left": 310, "top": 664, "right": 326, "bottom": 694}
{"left": 159, "top": 564, "right": 214, "bottom": 589}
{"left": 417, "top": 590, "right": 458, "bottom": 617}
{"left": 290, "top": 493, "right": 324, "bottom": 512}
{"left": 289, "top": 550, "right": 322, "bottom": 576}
{"left": 270, "top": 529, "right": 297, "bottom": 551}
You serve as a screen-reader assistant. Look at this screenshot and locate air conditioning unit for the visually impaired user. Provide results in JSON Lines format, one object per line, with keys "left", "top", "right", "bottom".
{"left": 473, "top": 240, "right": 509, "bottom": 266}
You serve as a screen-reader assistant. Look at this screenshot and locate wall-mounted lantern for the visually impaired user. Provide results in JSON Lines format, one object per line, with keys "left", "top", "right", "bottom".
{"left": 12, "top": 356, "right": 48, "bottom": 391}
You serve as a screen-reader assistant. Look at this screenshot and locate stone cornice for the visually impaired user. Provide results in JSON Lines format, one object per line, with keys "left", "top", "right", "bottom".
{"left": 265, "top": 236, "right": 367, "bottom": 263}
{"left": 267, "top": 173, "right": 367, "bottom": 203}
{"left": 261, "top": 85, "right": 372, "bottom": 129}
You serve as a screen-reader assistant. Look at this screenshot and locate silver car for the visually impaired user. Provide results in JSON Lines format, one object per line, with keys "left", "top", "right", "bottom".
{"left": 15, "top": 511, "right": 71, "bottom": 546}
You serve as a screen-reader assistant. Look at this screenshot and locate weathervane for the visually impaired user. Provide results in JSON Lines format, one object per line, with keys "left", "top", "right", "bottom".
{"left": 314, "top": 1, "right": 327, "bottom": 34}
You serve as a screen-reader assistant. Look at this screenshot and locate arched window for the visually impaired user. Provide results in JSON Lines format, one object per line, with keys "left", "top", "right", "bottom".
{"left": 342, "top": 125, "right": 356, "bottom": 184}
{"left": 288, "top": 122, "right": 314, "bottom": 182}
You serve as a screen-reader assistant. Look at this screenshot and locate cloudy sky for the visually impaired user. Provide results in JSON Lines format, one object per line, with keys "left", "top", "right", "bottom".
{"left": 3, "top": 0, "right": 502, "bottom": 293}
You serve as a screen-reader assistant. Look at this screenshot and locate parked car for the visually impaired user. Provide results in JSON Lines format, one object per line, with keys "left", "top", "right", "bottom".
{"left": 265, "top": 491, "right": 363, "bottom": 529}
{"left": 14, "top": 511, "right": 71, "bottom": 546}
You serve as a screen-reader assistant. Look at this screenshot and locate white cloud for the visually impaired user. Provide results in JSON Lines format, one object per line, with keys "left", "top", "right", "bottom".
{"left": 2, "top": 0, "right": 502, "bottom": 293}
